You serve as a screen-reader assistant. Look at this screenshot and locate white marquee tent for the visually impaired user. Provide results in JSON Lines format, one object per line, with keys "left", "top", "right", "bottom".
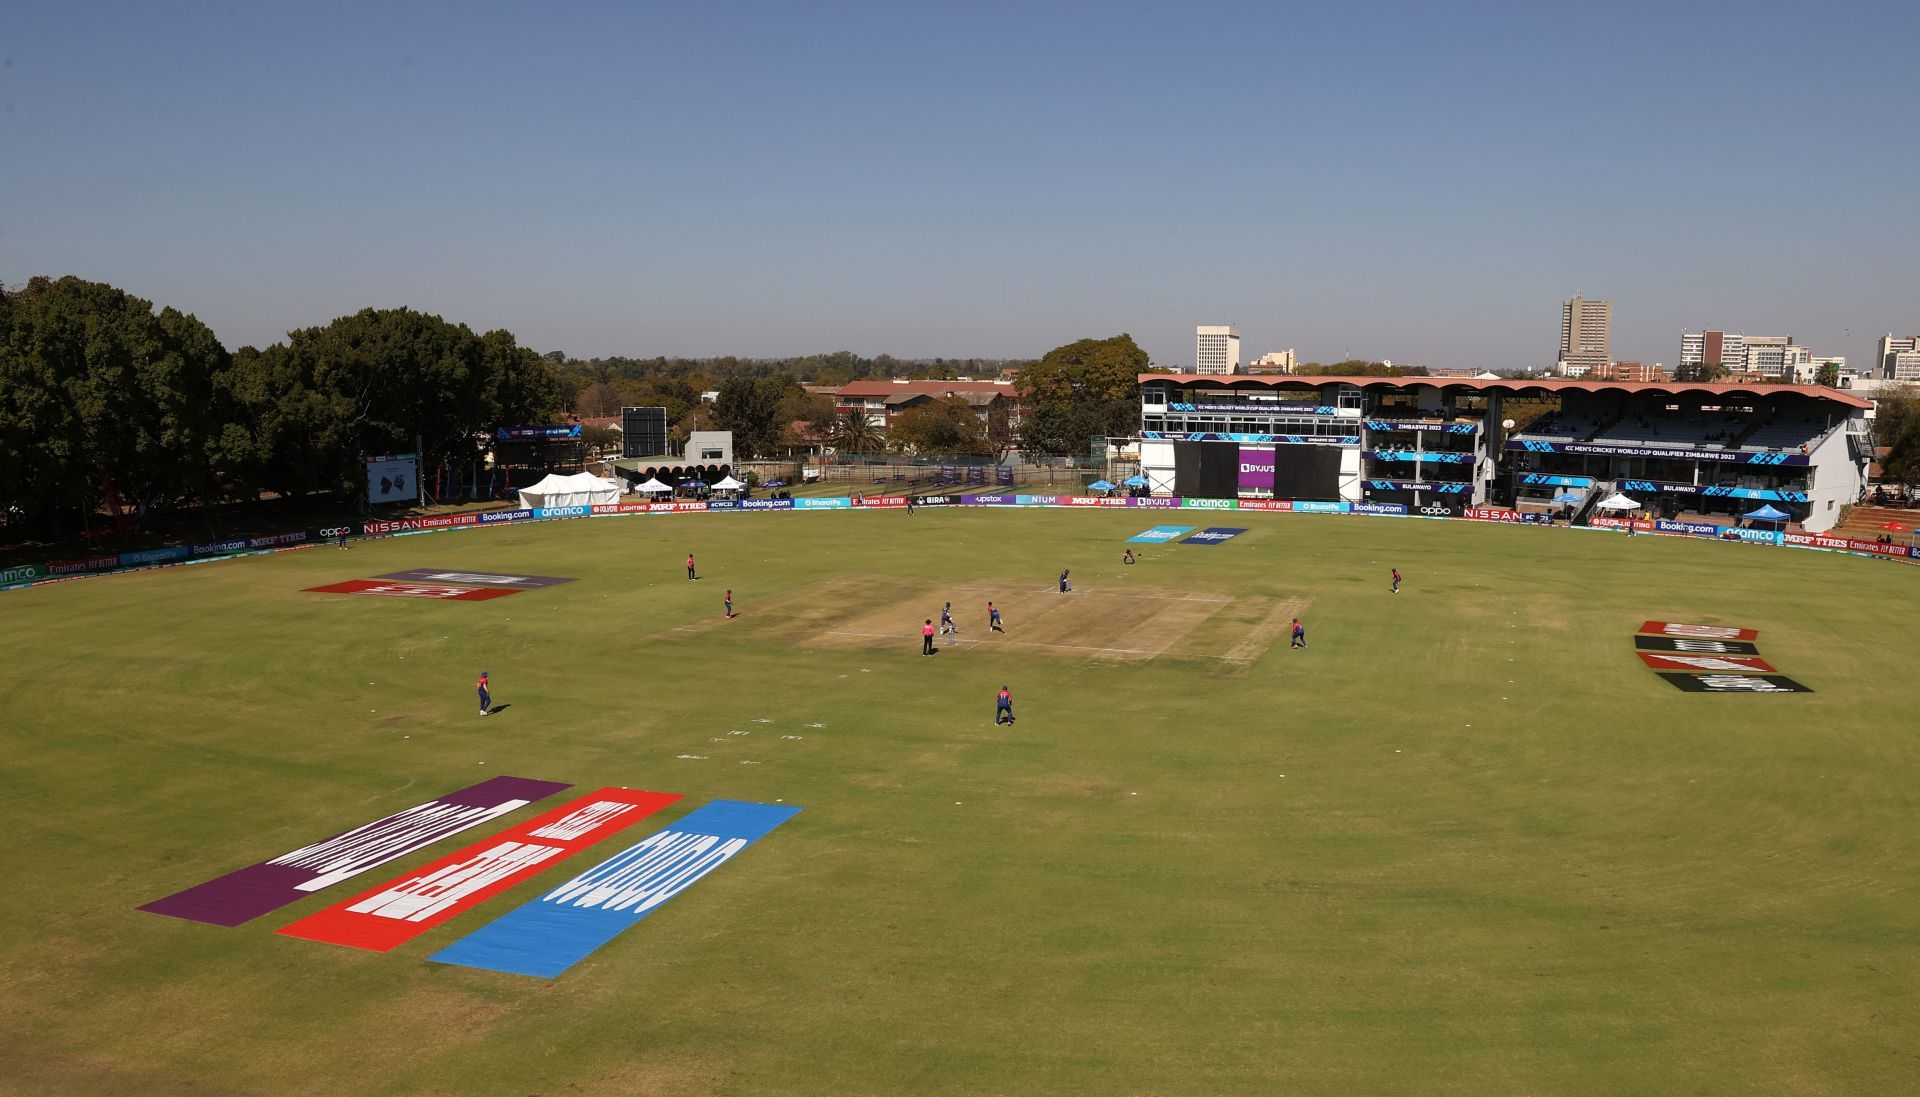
{"left": 517, "top": 472, "right": 621, "bottom": 509}
{"left": 633, "top": 477, "right": 673, "bottom": 494}
{"left": 711, "top": 475, "right": 747, "bottom": 492}
{"left": 1595, "top": 492, "right": 1642, "bottom": 511}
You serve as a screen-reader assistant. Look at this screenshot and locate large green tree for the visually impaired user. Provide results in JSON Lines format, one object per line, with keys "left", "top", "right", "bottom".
{"left": 1015, "top": 334, "right": 1150, "bottom": 456}
{"left": 713, "top": 376, "right": 792, "bottom": 458}
{"left": 888, "top": 397, "right": 989, "bottom": 455}
{"left": 244, "top": 308, "right": 563, "bottom": 496}
{"left": 1874, "top": 384, "right": 1920, "bottom": 485}
{"left": 0, "top": 276, "right": 231, "bottom": 533}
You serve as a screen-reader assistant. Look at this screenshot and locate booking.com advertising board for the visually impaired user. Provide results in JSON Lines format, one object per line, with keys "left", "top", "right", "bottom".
{"left": 9, "top": 491, "right": 1919, "bottom": 592}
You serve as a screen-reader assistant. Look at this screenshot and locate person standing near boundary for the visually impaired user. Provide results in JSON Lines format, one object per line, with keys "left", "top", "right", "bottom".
{"left": 1290, "top": 618, "right": 1307, "bottom": 649}
{"left": 907, "top": 496, "right": 915, "bottom": 515}
{"left": 988, "top": 601, "right": 1004, "bottom": 633}
{"left": 686, "top": 553, "right": 698, "bottom": 581}
{"left": 724, "top": 589, "right": 735, "bottom": 619}
{"left": 996, "top": 685, "right": 1015, "bottom": 725}
{"left": 1391, "top": 568, "right": 1401, "bottom": 594}
{"left": 338, "top": 529, "right": 349, "bottom": 550}
{"left": 477, "top": 672, "right": 492, "bottom": 716}
{"left": 922, "top": 619, "right": 937, "bottom": 656}
{"left": 1059, "top": 568, "right": 1071, "bottom": 594}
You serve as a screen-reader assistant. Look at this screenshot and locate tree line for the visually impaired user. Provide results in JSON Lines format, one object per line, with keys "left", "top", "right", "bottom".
{"left": 0, "top": 276, "right": 561, "bottom": 536}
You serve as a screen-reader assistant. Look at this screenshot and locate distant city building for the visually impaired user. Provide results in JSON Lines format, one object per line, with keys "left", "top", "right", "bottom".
{"left": 830, "top": 379, "right": 1021, "bottom": 433}
{"left": 1246, "top": 348, "right": 1297, "bottom": 374}
{"left": 1877, "top": 334, "right": 1920, "bottom": 380}
{"left": 1558, "top": 296, "right": 1612, "bottom": 374}
{"left": 1587, "top": 361, "right": 1671, "bottom": 383}
{"left": 1195, "top": 325, "right": 1241, "bottom": 375}
{"left": 1794, "top": 356, "right": 1850, "bottom": 385}
{"left": 1680, "top": 330, "right": 1812, "bottom": 378}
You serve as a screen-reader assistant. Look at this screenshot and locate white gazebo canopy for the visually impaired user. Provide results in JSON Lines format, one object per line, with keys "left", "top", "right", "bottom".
{"left": 711, "top": 475, "right": 746, "bottom": 491}
{"left": 633, "top": 477, "right": 672, "bottom": 493}
{"left": 1596, "top": 492, "right": 1642, "bottom": 511}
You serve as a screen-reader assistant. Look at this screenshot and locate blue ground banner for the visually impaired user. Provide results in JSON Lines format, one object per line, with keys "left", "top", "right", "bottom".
{"left": 1126, "top": 525, "right": 1195, "bottom": 543}
{"left": 428, "top": 800, "right": 802, "bottom": 978}
{"left": 1181, "top": 527, "right": 1248, "bottom": 545}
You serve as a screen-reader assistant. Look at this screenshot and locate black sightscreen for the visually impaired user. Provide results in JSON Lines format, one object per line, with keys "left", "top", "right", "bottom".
{"left": 1173, "top": 441, "right": 1238, "bottom": 498}
{"left": 1273, "top": 445, "right": 1342, "bottom": 501}
{"left": 622, "top": 406, "right": 669, "bottom": 458}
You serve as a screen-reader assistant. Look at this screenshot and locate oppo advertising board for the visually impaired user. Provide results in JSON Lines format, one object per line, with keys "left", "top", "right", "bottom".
{"left": 366, "top": 456, "right": 419, "bottom": 505}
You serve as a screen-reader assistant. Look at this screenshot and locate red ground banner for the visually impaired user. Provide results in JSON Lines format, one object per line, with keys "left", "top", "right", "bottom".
{"left": 853, "top": 496, "right": 910, "bottom": 508}
{"left": 277, "top": 788, "right": 682, "bottom": 951}
{"left": 1637, "top": 652, "right": 1778, "bottom": 673}
{"left": 1462, "top": 507, "right": 1523, "bottom": 522}
{"left": 1636, "top": 621, "right": 1759, "bottom": 641}
{"left": 1237, "top": 499, "right": 1292, "bottom": 511}
{"left": 306, "top": 579, "right": 519, "bottom": 601}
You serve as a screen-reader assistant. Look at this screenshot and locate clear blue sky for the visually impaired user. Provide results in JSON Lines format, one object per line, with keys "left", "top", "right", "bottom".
{"left": 4, "top": 2, "right": 1917, "bottom": 370}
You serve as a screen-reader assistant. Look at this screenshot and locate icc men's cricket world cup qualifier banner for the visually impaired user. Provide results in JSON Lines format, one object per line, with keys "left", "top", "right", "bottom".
{"left": 140, "top": 777, "right": 570, "bottom": 926}
{"left": 429, "top": 799, "right": 802, "bottom": 978}
{"left": 277, "top": 788, "right": 681, "bottom": 951}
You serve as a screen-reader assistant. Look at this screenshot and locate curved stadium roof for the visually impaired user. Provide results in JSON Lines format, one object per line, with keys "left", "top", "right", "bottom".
{"left": 1137, "top": 373, "right": 1874, "bottom": 410}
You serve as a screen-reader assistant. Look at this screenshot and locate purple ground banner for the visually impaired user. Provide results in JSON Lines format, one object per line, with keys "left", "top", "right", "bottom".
{"left": 375, "top": 569, "right": 575, "bottom": 589}
{"left": 139, "top": 776, "right": 569, "bottom": 927}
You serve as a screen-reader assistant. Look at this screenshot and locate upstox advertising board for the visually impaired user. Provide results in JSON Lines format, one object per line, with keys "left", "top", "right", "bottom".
{"left": 1181, "top": 527, "right": 1248, "bottom": 545}
{"left": 1127, "top": 525, "right": 1195, "bottom": 543}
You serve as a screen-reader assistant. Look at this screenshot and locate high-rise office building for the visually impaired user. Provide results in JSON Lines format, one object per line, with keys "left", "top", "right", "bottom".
{"left": 1681, "top": 330, "right": 1810, "bottom": 378}
{"left": 1195, "top": 325, "right": 1241, "bottom": 375}
{"left": 1877, "top": 335, "right": 1920, "bottom": 379}
{"left": 1558, "top": 297, "right": 1611, "bottom": 372}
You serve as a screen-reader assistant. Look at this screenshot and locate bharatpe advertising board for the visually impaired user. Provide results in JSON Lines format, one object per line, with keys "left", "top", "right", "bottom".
{"left": 140, "top": 777, "right": 570, "bottom": 926}
{"left": 366, "top": 456, "right": 419, "bottom": 505}
{"left": 429, "top": 799, "right": 801, "bottom": 978}
{"left": 278, "top": 788, "right": 681, "bottom": 952}
{"left": 1236, "top": 446, "right": 1276, "bottom": 498}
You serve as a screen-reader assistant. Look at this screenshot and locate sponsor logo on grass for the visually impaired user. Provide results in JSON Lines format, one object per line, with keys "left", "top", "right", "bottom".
{"left": 1126, "top": 525, "right": 1195, "bottom": 543}
{"left": 307, "top": 580, "right": 522, "bottom": 601}
{"left": 1633, "top": 635, "right": 1762, "bottom": 656}
{"left": 278, "top": 789, "right": 680, "bottom": 952}
{"left": 1637, "top": 621, "right": 1759, "bottom": 641}
{"left": 1658, "top": 672, "right": 1813, "bottom": 694}
{"left": 1181, "top": 526, "right": 1249, "bottom": 545}
{"left": 376, "top": 570, "right": 575, "bottom": 589}
{"left": 1637, "top": 652, "right": 1778, "bottom": 673}
{"left": 140, "top": 777, "right": 571, "bottom": 927}
{"left": 429, "top": 799, "right": 802, "bottom": 979}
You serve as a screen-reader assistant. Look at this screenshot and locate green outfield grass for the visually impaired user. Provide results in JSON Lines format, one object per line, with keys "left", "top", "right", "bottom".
{"left": 2, "top": 510, "right": 1917, "bottom": 1096}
